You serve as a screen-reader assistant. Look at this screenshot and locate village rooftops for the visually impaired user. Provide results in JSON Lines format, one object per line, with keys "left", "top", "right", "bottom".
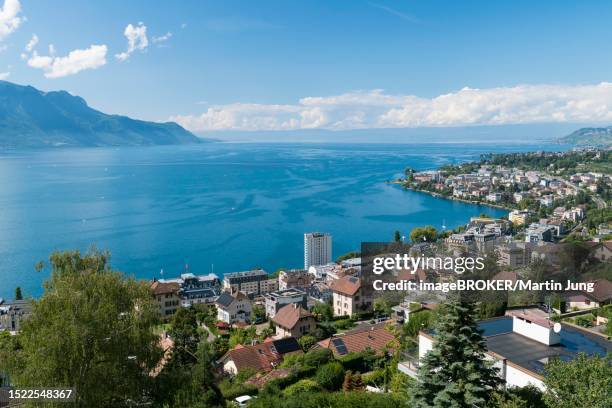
{"left": 272, "top": 304, "right": 313, "bottom": 330}
{"left": 316, "top": 323, "right": 398, "bottom": 357}
{"left": 215, "top": 290, "right": 249, "bottom": 308}
{"left": 224, "top": 269, "right": 268, "bottom": 279}
{"left": 330, "top": 276, "right": 361, "bottom": 296}
{"left": 150, "top": 281, "right": 180, "bottom": 296}
{"left": 218, "top": 337, "right": 302, "bottom": 373}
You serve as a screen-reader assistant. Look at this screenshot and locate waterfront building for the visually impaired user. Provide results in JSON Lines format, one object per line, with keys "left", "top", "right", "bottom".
{"left": 304, "top": 232, "right": 332, "bottom": 269}
{"left": 150, "top": 281, "right": 181, "bottom": 316}
{"left": 223, "top": 269, "right": 277, "bottom": 296}
{"left": 159, "top": 272, "right": 222, "bottom": 306}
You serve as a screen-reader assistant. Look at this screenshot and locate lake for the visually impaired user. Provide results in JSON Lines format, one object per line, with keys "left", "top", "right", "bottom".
{"left": 0, "top": 142, "right": 558, "bottom": 299}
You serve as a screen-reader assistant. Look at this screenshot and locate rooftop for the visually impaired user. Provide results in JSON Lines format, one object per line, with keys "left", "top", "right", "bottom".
{"left": 330, "top": 276, "right": 361, "bottom": 296}
{"left": 272, "top": 304, "right": 313, "bottom": 329}
{"left": 316, "top": 324, "right": 397, "bottom": 357}
{"left": 423, "top": 316, "right": 612, "bottom": 378}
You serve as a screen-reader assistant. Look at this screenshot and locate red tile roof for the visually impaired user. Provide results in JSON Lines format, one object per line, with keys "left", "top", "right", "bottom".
{"left": 219, "top": 338, "right": 302, "bottom": 373}
{"left": 316, "top": 324, "right": 398, "bottom": 357}
{"left": 150, "top": 281, "right": 180, "bottom": 296}
{"left": 330, "top": 276, "right": 361, "bottom": 296}
{"left": 272, "top": 304, "right": 313, "bottom": 330}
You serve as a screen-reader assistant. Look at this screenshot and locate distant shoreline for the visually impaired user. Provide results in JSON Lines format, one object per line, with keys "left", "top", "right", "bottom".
{"left": 387, "top": 180, "right": 513, "bottom": 212}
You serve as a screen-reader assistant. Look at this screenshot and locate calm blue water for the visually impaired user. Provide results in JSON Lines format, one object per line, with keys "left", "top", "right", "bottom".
{"left": 0, "top": 142, "right": 559, "bottom": 299}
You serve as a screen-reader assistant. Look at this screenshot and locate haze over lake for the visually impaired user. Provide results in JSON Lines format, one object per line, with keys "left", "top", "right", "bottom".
{"left": 0, "top": 142, "right": 559, "bottom": 299}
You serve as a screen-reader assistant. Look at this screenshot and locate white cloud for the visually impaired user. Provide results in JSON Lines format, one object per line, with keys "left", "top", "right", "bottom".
{"left": 27, "top": 44, "right": 107, "bottom": 78}
{"left": 0, "top": 0, "right": 23, "bottom": 42}
{"left": 0, "top": 71, "right": 9, "bottom": 79}
{"left": 115, "top": 22, "right": 148, "bottom": 61}
{"left": 24, "top": 33, "right": 37, "bottom": 51}
{"left": 170, "top": 83, "right": 612, "bottom": 132}
{"left": 152, "top": 31, "right": 172, "bottom": 45}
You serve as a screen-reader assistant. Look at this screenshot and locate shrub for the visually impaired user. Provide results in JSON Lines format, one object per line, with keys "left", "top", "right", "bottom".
{"left": 219, "top": 379, "right": 257, "bottom": 400}
{"left": 574, "top": 314, "right": 594, "bottom": 327}
{"left": 299, "top": 335, "right": 317, "bottom": 351}
{"left": 315, "top": 361, "right": 345, "bottom": 391}
{"left": 284, "top": 379, "right": 323, "bottom": 396}
{"left": 333, "top": 319, "right": 355, "bottom": 330}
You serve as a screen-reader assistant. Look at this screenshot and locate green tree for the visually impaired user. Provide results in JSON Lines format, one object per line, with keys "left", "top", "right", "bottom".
{"left": 164, "top": 341, "right": 225, "bottom": 408}
{"left": 252, "top": 304, "right": 266, "bottom": 321}
{"left": 14, "top": 286, "right": 22, "bottom": 300}
{"left": 413, "top": 299, "right": 501, "bottom": 407}
{"left": 168, "top": 307, "right": 201, "bottom": 366}
{"left": 299, "top": 334, "right": 317, "bottom": 351}
{"left": 9, "top": 249, "right": 162, "bottom": 407}
{"left": 394, "top": 230, "right": 402, "bottom": 243}
{"left": 410, "top": 226, "right": 438, "bottom": 243}
{"left": 316, "top": 361, "right": 345, "bottom": 391}
{"left": 543, "top": 353, "right": 611, "bottom": 408}
{"left": 312, "top": 302, "right": 333, "bottom": 322}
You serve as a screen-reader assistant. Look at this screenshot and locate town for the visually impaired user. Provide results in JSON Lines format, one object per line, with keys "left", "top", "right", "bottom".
{"left": 1, "top": 151, "right": 611, "bottom": 408}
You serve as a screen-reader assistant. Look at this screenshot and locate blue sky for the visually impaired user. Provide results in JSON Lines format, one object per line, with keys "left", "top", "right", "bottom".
{"left": 2, "top": 0, "right": 612, "bottom": 133}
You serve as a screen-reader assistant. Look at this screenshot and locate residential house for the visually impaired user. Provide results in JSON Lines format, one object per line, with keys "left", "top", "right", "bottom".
{"left": 496, "top": 243, "right": 533, "bottom": 268}
{"left": 330, "top": 276, "right": 370, "bottom": 317}
{"left": 218, "top": 337, "right": 303, "bottom": 375}
{"left": 215, "top": 290, "right": 253, "bottom": 324}
{"left": 264, "top": 288, "right": 308, "bottom": 318}
{"left": 315, "top": 324, "right": 398, "bottom": 357}
{"left": 278, "top": 269, "right": 313, "bottom": 290}
{"left": 565, "top": 279, "right": 612, "bottom": 310}
{"left": 150, "top": 281, "right": 181, "bottom": 316}
{"left": 272, "top": 304, "right": 316, "bottom": 339}
{"left": 0, "top": 299, "right": 32, "bottom": 333}
{"left": 591, "top": 241, "right": 612, "bottom": 262}
{"left": 405, "top": 308, "right": 612, "bottom": 390}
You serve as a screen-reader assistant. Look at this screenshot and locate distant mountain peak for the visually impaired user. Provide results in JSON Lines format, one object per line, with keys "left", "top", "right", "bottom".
{"left": 0, "top": 80, "right": 204, "bottom": 148}
{"left": 557, "top": 126, "right": 612, "bottom": 147}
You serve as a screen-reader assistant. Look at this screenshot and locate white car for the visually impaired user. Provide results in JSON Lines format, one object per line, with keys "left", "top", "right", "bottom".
{"left": 235, "top": 395, "right": 253, "bottom": 407}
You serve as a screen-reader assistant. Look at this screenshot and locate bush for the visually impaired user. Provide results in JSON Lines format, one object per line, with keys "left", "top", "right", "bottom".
{"left": 284, "top": 379, "right": 323, "bottom": 396}
{"left": 362, "top": 368, "right": 386, "bottom": 386}
{"left": 303, "top": 348, "right": 333, "bottom": 367}
{"left": 333, "top": 319, "right": 355, "bottom": 330}
{"left": 315, "top": 362, "right": 345, "bottom": 391}
{"left": 299, "top": 335, "right": 317, "bottom": 351}
{"left": 219, "top": 379, "right": 258, "bottom": 400}
{"left": 574, "top": 314, "right": 594, "bottom": 327}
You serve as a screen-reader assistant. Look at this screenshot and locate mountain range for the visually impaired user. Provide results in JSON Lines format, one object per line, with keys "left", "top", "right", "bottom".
{"left": 0, "top": 81, "right": 203, "bottom": 148}
{"left": 557, "top": 126, "right": 612, "bottom": 147}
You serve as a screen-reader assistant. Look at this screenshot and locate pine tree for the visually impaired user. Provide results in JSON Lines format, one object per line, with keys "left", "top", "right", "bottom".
{"left": 413, "top": 298, "right": 501, "bottom": 407}
{"left": 14, "top": 286, "right": 22, "bottom": 300}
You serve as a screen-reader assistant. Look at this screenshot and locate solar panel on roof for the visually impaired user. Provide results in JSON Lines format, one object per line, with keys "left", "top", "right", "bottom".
{"left": 272, "top": 337, "right": 300, "bottom": 354}
{"left": 349, "top": 277, "right": 358, "bottom": 283}
{"left": 332, "top": 338, "right": 348, "bottom": 355}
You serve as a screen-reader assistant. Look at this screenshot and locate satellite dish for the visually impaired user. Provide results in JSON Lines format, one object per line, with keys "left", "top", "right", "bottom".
{"left": 553, "top": 323, "right": 562, "bottom": 333}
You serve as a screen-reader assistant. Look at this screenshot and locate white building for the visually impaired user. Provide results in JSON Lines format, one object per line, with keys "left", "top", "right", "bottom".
{"left": 404, "top": 308, "right": 611, "bottom": 391}
{"left": 304, "top": 232, "right": 332, "bottom": 269}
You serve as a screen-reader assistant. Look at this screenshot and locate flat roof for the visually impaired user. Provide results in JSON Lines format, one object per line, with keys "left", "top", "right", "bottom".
{"left": 423, "top": 316, "right": 612, "bottom": 378}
